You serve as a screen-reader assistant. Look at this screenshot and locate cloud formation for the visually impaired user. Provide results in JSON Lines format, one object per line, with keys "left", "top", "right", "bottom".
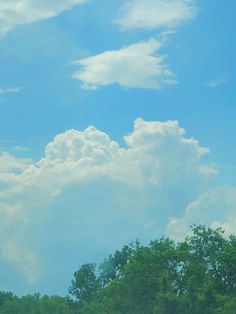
{"left": 166, "top": 186, "right": 236, "bottom": 241}
{"left": 116, "top": 0, "right": 197, "bottom": 31}
{"left": 72, "top": 39, "right": 177, "bottom": 90}
{"left": 0, "top": 118, "right": 218, "bottom": 293}
{"left": 0, "top": 0, "right": 89, "bottom": 36}
{"left": 39, "top": 117, "right": 215, "bottom": 190}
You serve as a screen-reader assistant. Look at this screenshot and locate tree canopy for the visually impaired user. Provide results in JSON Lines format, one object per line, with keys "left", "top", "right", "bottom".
{"left": 68, "top": 225, "right": 236, "bottom": 314}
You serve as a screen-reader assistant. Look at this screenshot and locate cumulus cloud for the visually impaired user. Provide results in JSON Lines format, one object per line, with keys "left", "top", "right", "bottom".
{"left": 116, "top": 0, "right": 197, "bottom": 31}
{"left": 166, "top": 186, "right": 236, "bottom": 241}
{"left": 109, "top": 118, "right": 216, "bottom": 186}
{"left": 0, "top": 118, "right": 218, "bottom": 293}
{"left": 0, "top": 0, "right": 90, "bottom": 36}
{"left": 6, "top": 118, "right": 215, "bottom": 195}
{"left": 72, "top": 39, "right": 177, "bottom": 90}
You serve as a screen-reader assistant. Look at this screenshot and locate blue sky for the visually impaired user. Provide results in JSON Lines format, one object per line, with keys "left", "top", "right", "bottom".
{"left": 0, "top": 0, "right": 235, "bottom": 295}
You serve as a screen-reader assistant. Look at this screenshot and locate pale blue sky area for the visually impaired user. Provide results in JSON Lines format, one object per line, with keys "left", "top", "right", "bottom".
{"left": 0, "top": 0, "right": 235, "bottom": 295}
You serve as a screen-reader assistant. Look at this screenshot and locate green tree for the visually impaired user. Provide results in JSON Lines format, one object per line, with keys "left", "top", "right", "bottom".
{"left": 68, "top": 263, "right": 101, "bottom": 310}
{"left": 99, "top": 244, "right": 134, "bottom": 285}
{"left": 74, "top": 225, "right": 236, "bottom": 313}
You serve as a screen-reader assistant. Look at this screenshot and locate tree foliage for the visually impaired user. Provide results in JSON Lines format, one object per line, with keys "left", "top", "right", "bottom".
{"left": 68, "top": 225, "right": 236, "bottom": 314}
{"left": 0, "top": 292, "right": 75, "bottom": 314}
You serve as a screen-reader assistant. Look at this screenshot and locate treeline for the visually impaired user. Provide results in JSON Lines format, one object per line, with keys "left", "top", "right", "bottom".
{"left": 0, "top": 293, "right": 76, "bottom": 314}
{"left": 1, "top": 225, "right": 236, "bottom": 313}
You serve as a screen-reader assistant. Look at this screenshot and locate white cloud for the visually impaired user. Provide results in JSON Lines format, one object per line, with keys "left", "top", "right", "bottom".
{"left": 1, "top": 241, "right": 39, "bottom": 284}
{"left": 166, "top": 186, "right": 236, "bottom": 241}
{"left": 7, "top": 117, "right": 214, "bottom": 195}
{"left": 0, "top": 118, "right": 217, "bottom": 292}
{"left": 116, "top": 0, "right": 197, "bottom": 31}
{"left": 207, "top": 74, "right": 228, "bottom": 88}
{"left": 0, "top": 0, "right": 90, "bottom": 36}
{"left": 0, "top": 152, "right": 32, "bottom": 172}
{"left": 72, "top": 39, "right": 177, "bottom": 90}
{"left": 0, "top": 87, "right": 22, "bottom": 95}
{"left": 109, "top": 118, "right": 216, "bottom": 186}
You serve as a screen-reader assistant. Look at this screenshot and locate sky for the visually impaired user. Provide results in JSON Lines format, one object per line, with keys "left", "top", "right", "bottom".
{"left": 0, "top": 0, "right": 235, "bottom": 296}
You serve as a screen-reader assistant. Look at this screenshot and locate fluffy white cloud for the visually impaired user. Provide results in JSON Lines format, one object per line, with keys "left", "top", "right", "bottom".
{"left": 166, "top": 186, "right": 236, "bottom": 241}
{"left": 0, "top": 118, "right": 218, "bottom": 293}
{"left": 109, "top": 118, "right": 216, "bottom": 186}
{"left": 72, "top": 39, "right": 177, "bottom": 90}
{"left": 5, "top": 117, "right": 215, "bottom": 195}
{"left": 0, "top": 0, "right": 89, "bottom": 36}
{"left": 1, "top": 118, "right": 214, "bottom": 202}
{"left": 116, "top": 0, "right": 197, "bottom": 30}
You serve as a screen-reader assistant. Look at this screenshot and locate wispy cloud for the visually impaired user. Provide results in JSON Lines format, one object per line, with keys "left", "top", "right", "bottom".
{"left": 207, "top": 74, "right": 228, "bottom": 88}
{"left": 116, "top": 0, "right": 197, "bottom": 31}
{"left": 0, "top": 0, "right": 90, "bottom": 36}
{"left": 72, "top": 39, "right": 177, "bottom": 90}
{"left": 0, "top": 152, "right": 32, "bottom": 172}
{"left": 14, "top": 146, "right": 29, "bottom": 152}
{"left": 0, "top": 87, "right": 22, "bottom": 95}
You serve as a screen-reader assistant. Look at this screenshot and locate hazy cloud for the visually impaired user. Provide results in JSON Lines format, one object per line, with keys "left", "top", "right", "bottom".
{"left": 207, "top": 74, "right": 228, "bottom": 88}
{"left": 1, "top": 241, "right": 39, "bottom": 285}
{"left": 0, "top": 87, "right": 22, "bottom": 95}
{"left": 0, "top": 152, "right": 32, "bottom": 172}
